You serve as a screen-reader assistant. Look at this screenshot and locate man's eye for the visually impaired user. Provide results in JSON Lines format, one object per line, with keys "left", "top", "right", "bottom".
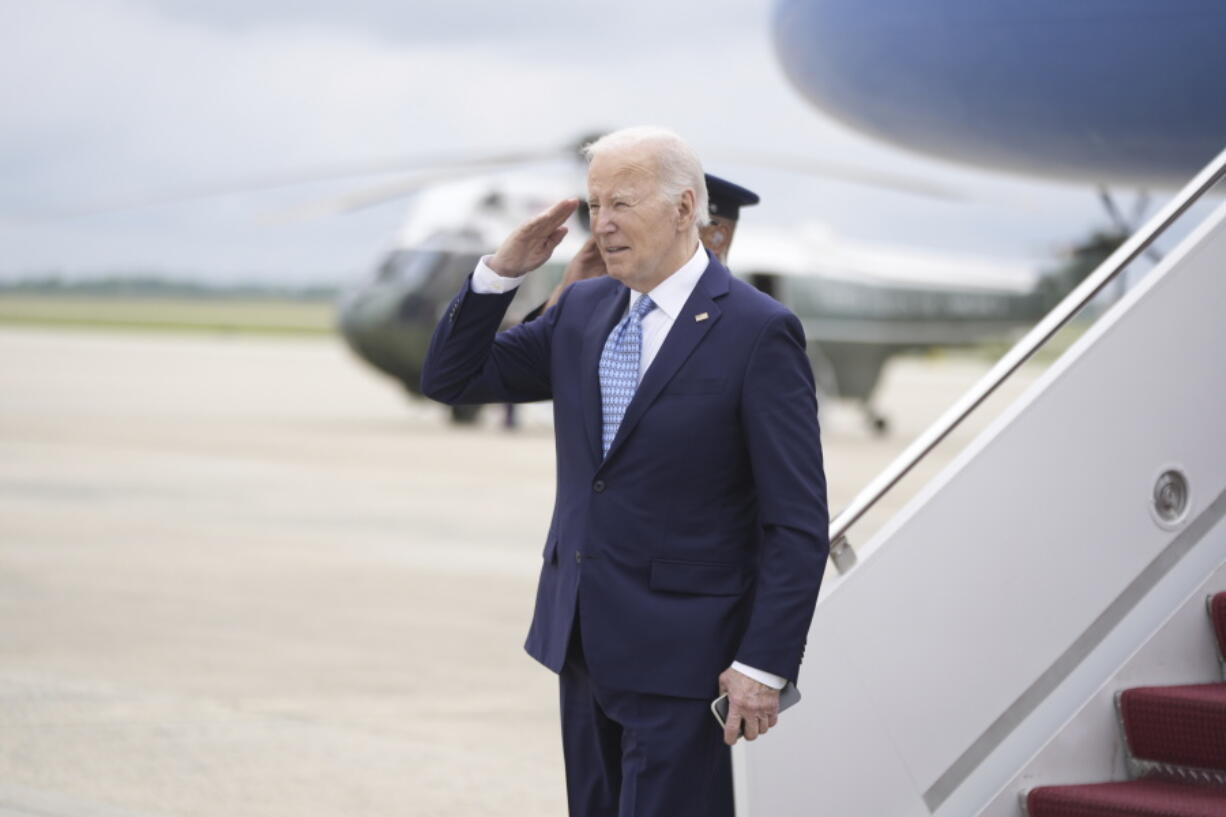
{"left": 614, "top": 201, "right": 630, "bottom": 209}
{"left": 588, "top": 203, "right": 600, "bottom": 210}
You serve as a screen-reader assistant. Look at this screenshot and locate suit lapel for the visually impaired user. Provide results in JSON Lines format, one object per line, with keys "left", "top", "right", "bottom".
{"left": 581, "top": 283, "right": 630, "bottom": 465}
{"left": 601, "top": 255, "right": 730, "bottom": 465}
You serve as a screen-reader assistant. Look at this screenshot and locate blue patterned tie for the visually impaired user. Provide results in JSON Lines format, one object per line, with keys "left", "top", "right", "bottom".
{"left": 599, "top": 294, "right": 656, "bottom": 457}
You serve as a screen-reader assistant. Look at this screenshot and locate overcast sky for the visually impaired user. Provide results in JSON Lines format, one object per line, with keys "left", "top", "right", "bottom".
{"left": 0, "top": 0, "right": 1114, "bottom": 285}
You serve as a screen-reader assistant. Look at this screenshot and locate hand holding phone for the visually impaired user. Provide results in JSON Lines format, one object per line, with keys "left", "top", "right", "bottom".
{"left": 710, "top": 683, "right": 801, "bottom": 736}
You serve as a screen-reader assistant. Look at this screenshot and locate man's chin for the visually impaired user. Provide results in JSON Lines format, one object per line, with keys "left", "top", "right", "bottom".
{"left": 604, "top": 262, "right": 635, "bottom": 285}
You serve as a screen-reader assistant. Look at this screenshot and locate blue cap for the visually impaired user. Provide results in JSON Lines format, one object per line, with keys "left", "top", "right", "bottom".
{"left": 705, "top": 174, "right": 760, "bottom": 221}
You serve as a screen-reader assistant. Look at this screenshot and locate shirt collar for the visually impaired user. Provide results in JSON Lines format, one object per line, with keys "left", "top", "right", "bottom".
{"left": 628, "top": 242, "right": 707, "bottom": 321}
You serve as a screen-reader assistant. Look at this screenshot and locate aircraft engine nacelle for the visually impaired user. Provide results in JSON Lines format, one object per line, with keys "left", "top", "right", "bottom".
{"left": 772, "top": 0, "right": 1226, "bottom": 186}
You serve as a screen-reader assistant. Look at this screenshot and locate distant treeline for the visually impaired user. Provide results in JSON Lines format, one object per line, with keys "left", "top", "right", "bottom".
{"left": 0, "top": 275, "right": 339, "bottom": 300}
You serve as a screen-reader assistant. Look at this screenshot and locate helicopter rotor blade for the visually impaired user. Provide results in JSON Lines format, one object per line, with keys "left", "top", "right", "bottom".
{"left": 258, "top": 166, "right": 508, "bottom": 224}
{"left": 15, "top": 147, "right": 573, "bottom": 221}
{"left": 705, "top": 149, "right": 967, "bottom": 202}
{"left": 16, "top": 131, "right": 1082, "bottom": 225}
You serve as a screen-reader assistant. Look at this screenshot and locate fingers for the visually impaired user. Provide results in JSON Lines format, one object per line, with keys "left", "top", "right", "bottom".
{"left": 718, "top": 670, "right": 783, "bottom": 745}
{"left": 725, "top": 704, "right": 773, "bottom": 745}
{"left": 544, "top": 225, "right": 568, "bottom": 253}
{"left": 743, "top": 713, "right": 761, "bottom": 741}
{"left": 724, "top": 701, "right": 777, "bottom": 744}
{"left": 489, "top": 201, "right": 576, "bottom": 278}
{"left": 740, "top": 710, "right": 770, "bottom": 741}
{"left": 525, "top": 198, "right": 579, "bottom": 238}
{"left": 723, "top": 711, "right": 742, "bottom": 746}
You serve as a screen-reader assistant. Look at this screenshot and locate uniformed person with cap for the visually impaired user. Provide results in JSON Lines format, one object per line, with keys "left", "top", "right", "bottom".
{"left": 697, "top": 173, "right": 760, "bottom": 265}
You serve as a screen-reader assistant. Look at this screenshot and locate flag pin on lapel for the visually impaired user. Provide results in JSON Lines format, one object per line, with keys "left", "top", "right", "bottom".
{"left": 694, "top": 312, "right": 710, "bottom": 322}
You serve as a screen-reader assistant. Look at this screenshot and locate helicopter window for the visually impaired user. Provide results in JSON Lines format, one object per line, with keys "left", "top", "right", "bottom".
{"left": 423, "top": 253, "right": 483, "bottom": 296}
{"left": 376, "top": 250, "right": 444, "bottom": 287}
{"left": 439, "top": 253, "right": 483, "bottom": 278}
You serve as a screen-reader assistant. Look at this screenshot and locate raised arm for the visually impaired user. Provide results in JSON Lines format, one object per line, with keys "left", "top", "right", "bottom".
{"left": 420, "top": 199, "right": 578, "bottom": 405}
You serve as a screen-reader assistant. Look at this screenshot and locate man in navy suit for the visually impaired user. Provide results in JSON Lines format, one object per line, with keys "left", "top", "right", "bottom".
{"left": 421, "top": 127, "right": 828, "bottom": 817}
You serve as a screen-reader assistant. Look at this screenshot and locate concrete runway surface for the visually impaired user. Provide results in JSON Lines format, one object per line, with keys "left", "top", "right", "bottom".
{"left": 0, "top": 327, "right": 1039, "bottom": 817}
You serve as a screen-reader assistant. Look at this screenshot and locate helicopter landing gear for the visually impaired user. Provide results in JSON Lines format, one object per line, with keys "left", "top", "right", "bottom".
{"left": 864, "top": 405, "right": 890, "bottom": 436}
{"left": 450, "top": 404, "right": 482, "bottom": 425}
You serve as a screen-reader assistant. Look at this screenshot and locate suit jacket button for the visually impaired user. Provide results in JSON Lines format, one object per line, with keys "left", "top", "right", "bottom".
{"left": 575, "top": 552, "right": 582, "bottom": 563}
{"left": 593, "top": 480, "right": 606, "bottom": 493}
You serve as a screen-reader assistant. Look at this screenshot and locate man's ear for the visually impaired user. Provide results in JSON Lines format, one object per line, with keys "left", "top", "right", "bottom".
{"left": 676, "top": 188, "right": 697, "bottom": 231}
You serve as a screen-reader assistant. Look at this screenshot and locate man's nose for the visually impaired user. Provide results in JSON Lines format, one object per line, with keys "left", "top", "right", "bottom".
{"left": 592, "top": 209, "right": 617, "bottom": 234}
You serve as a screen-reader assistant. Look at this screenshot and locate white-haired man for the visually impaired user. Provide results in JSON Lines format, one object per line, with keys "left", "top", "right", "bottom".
{"left": 422, "top": 127, "right": 828, "bottom": 817}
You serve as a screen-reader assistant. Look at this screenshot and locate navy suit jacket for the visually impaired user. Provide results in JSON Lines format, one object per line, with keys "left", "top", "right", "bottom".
{"left": 421, "top": 250, "right": 828, "bottom": 699}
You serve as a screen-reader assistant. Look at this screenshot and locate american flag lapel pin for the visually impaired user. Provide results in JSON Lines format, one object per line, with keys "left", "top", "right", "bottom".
{"left": 695, "top": 312, "right": 710, "bottom": 322}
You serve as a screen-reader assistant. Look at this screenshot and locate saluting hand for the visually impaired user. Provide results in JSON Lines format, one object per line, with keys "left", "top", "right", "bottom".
{"left": 718, "top": 667, "right": 781, "bottom": 746}
{"left": 488, "top": 198, "right": 579, "bottom": 278}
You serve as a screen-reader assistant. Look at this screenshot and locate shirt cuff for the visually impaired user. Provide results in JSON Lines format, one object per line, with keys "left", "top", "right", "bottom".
{"left": 471, "top": 256, "right": 526, "bottom": 294}
{"left": 730, "top": 661, "right": 787, "bottom": 690}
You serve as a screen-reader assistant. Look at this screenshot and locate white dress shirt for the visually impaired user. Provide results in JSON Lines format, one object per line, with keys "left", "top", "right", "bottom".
{"left": 470, "top": 247, "right": 788, "bottom": 691}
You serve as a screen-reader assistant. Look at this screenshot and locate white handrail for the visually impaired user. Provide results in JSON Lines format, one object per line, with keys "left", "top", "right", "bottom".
{"left": 827, "top": 144, "right": 1226, "bottom": 574}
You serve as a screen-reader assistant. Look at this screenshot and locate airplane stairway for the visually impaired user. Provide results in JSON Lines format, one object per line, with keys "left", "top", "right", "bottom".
{"left": 739, "top": 152, "right": 1226, "bottom": 817}
{"left": 1023, "top": 594, "right": 1226, "bottom": 816}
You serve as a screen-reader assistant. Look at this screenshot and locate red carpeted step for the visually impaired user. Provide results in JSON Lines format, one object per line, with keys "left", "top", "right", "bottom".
{"left": 1026, "top": 779, "right": 1226, "bottom": 817}
{"left": 1211, "top": 594, "right": 1226, "bottom": 666}
{"left": 1119, "top": 684, "right": 1226, "bottom": 771}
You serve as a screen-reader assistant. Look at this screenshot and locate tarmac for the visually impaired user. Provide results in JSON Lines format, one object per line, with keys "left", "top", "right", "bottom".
{"left": 0, "top": 326, "right": 1039, "bottom": 816}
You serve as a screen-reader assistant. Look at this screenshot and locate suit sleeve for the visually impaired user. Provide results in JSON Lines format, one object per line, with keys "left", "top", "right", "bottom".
{"left": 733, "top": 312, "right": 829, "bottom": 686}
{"left": 420, "top": 274, "right": 569, "bottom": 405}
